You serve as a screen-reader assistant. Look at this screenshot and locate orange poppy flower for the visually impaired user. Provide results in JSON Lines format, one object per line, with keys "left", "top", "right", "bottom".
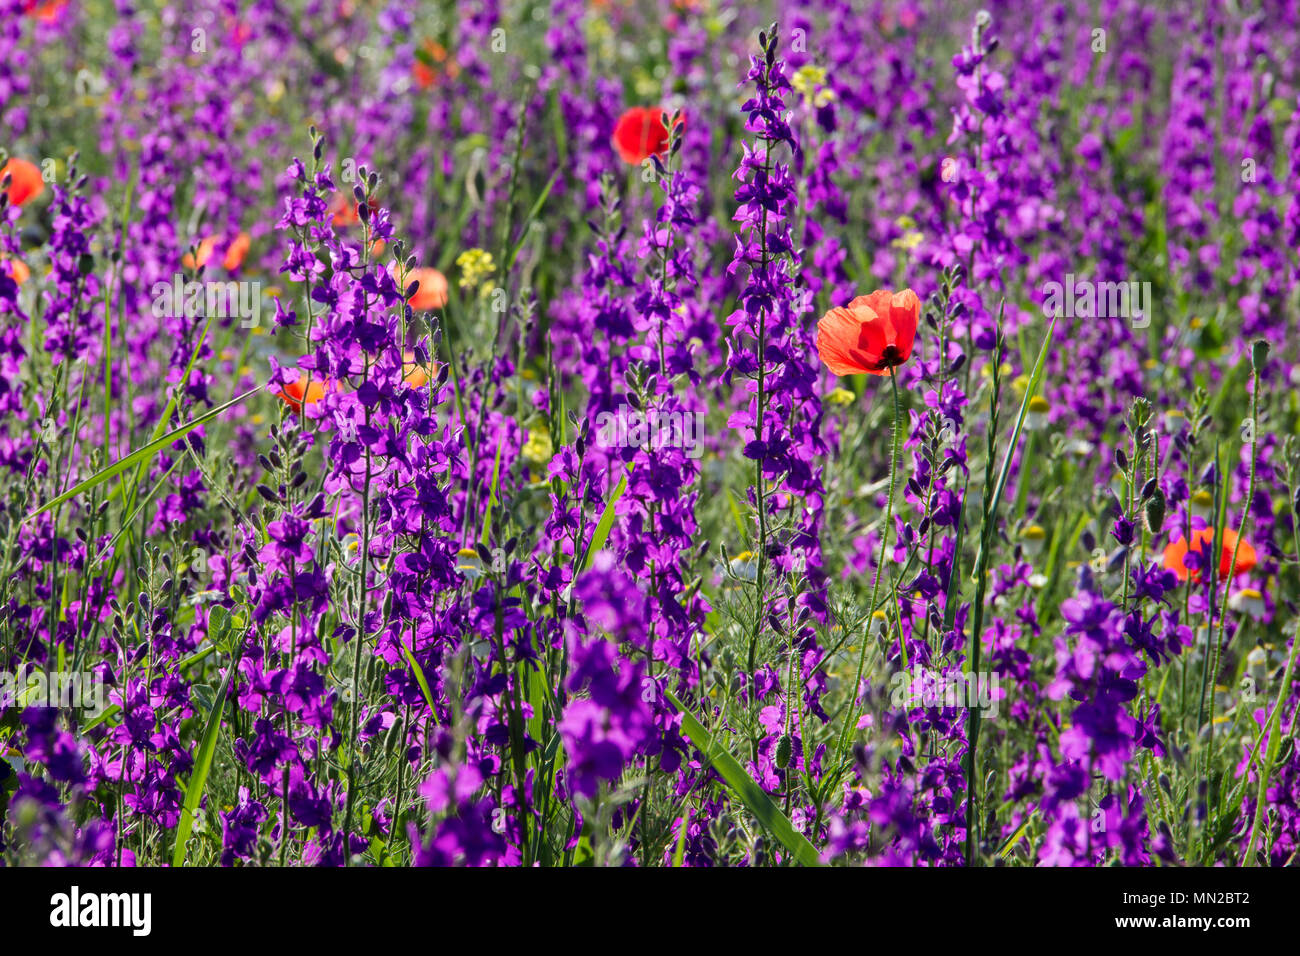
{"left": 1, "top": 158, "right": 44, "bottom": 207}
{"left": 402, "top": 350, "right": 430, "bottom": 388}
{"left": 183, "top": 232, "right": 250, "bottom": 271}
{"left": 816, "top": 289, "right": 920, "bottom": 376}
{"left": 2, "top": 257, "right": 30, "bottom": 285}
{"left": 612, "top": 107, "right": 680, "bottom": 165}
{"left": 392, "top": 264, "right": 448, "bottom": 311}
{"left": 22, "top": 0, "right": 66, "bottom": 23}
{"left": 222, "top": 232, "right": 251, "bottom": 270}
{"left": 328, "top": 192, "right": 379, "bottom": 228}
{"left": 412, "top": 39, "right": 460, "bottom": 89}
{"left": 277, "top": 376, "right": 327, "bottom": 415}
{"left": 1162, "top": 527, "right": 1257, "bottom": 583}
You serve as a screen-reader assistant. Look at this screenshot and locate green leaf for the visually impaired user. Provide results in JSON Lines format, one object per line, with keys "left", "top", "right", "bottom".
{"left": 505, "top": 171, "right": 559, "bottom": 271}
{"left": 581, "top": 469, "right": 629, "bottom": 570}
{"left": 665, "top": 690, "right": 823, "bottom": 866}
{"left": 172, "top": 643, "right": 241, "bottom": 867}
{"left": 400, "top": 642, "right": 440, "bottom": 725}
{"left": 480, "top": 435, "right": 504, "bottom": 547}
{"left": 27, "top": 386, "right": 260, "bottom": 520}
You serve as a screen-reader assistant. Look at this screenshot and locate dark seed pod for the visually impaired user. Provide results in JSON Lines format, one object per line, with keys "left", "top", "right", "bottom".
{"left": 1144, "top": 489, "right": 1167, "bottom": 535}
{"left": 1115, "top": 447, "right": 1128, "bottom": 470}
{"left": 774, "top": 734, "right": 792, "bottom": 769}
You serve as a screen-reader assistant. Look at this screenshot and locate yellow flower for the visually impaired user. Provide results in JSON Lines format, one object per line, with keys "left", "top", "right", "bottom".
{"left": 1020, "top": 524, "right": 1047, "bottom": 556}
{"left": 1025, "top": 394, "right": 1051, "bottom": 431}
{"left": 1190, "top": 489, "right": 1214, "bottom": 518}
{"left": 522, "top": 426, "right": 553, "bottom": 467}
{"left": 455, "top": 248, "right": 496, "bottom": 293}
{"left": 791, "top": 64, "right": 826, "bottom": 97}
{"left": 890, "top": 214, "right": 922, "bottom": 252}
{"left": 456, "top": 547, "right": 485, "bottom": 581}
{"left": 826, "top": 387, "right": 856, "bottom": 406}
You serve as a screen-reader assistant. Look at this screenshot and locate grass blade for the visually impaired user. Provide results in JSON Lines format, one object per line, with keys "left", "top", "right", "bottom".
{"left": 27, "top": 386, "right": 259, "bottom": 520}
{"left": 172, "top": 635, "right": 241, "bottom": 866}
{"left": 665, "top": 690, "right": 823, "bottom": 866}
{"left": 581, "top": 469, "right": 629, "bottom": 570}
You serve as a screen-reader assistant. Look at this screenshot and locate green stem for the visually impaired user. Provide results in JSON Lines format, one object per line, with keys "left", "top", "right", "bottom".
{"left": 837, "top": 366, "right": 901, "bottom": 763}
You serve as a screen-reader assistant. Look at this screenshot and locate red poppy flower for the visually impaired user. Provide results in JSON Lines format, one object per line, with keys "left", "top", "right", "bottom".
{"left": 391, "top": 264, "right": 448, "bottom": 311}
{"left": 182, "top": 232, "right": 250, "bottom": 271}
{"left": 22, "top": 0, "right": 66, "bottom": 23}
{"left": 1, "top": 257, "right": 30, "bottom": 285}
{"left": 277, "top": 376, "right": 327, "bottom": 415}
{"left": 1162, "top": 527, "right": 1257, "bottom": 583}
{"left": 815, "top": 289, "right": 920, "bottom": 376}
{"left": 402, "top": 350, "right": 432, "bottom": 388}
{"left": 612, "top": 107, "right": 679, "bottom": 165}
{"left": 1, "top": 158, "right": 44, "bottom": 207}
{"left": 328, "top": 192, "right": 379, "bottom": 228}
{"left": 412, "top": 39, "right": 459, "bottom": 90}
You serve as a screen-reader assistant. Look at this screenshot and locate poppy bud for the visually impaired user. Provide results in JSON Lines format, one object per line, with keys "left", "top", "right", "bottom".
{"left": 775, "top": 734, "right": 792, "bottom": 769}
{"left": 1144, "top": 489, "right": 1166, "bottom": 535}
{"left": 1251, "top": 339, "right": 1270, "bottom": 372}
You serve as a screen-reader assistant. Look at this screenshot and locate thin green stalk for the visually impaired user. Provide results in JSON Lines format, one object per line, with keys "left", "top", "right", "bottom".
{"left": 838, "top": 366, "right": 901, "bottom": 763}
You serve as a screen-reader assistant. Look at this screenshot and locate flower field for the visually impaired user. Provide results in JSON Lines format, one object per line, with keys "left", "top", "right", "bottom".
{"left": 1, "top": 0, "right": 1299, "bottom": 872}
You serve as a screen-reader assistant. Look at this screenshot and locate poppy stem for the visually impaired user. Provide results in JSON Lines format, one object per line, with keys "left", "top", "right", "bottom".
{"left": 837, "top": 365, "right": 902, "bottom": 764}
{"left": 1243, "top": 470, "right": 1300, "bottom": 865}
{"left": 1205, "top": 362, "right": 1261, "bottom": 782}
